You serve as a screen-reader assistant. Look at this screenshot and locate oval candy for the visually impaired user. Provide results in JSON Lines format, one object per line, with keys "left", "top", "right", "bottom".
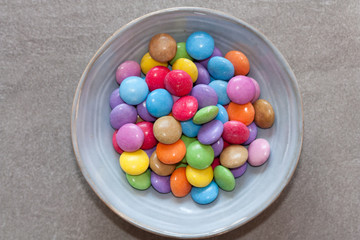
{"left": 126, "top": 169, "right": 151, "bottom": 190}
{"left": 220, "top": 145, "right": 248, "bottom": 168}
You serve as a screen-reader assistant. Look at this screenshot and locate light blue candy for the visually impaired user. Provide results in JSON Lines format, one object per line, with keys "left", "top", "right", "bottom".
{"left": 119, "top": 76, "right": 149, "bottom": 105}
{"left": 186, "top": 31, "right": 215, "bottom": 60}
{"left": 146, "top": 89, "right": 173, "bottom": 118}
{"left": 207, "top": 56, "right": 234, "bottom": 81}
{"left": 214, "top": 104, "right": 229, "bottom": 124}
{"left": 181, "top": 119, "right": 201, "bottom": 138}
{"left": 191, "top": 181, "right": 219, "bottom": 205}
{"left": 209, "top": 80, "right": 230, "bottom": 105}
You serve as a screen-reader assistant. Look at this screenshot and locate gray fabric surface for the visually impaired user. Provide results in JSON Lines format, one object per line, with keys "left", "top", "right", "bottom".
{"left": 1, "top": 0, "right": 360, "bottom": 239}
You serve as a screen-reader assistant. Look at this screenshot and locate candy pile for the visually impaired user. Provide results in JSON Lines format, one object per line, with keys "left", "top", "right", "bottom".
{"left": 109, "top": 31, "right": 275, "bottom": 205}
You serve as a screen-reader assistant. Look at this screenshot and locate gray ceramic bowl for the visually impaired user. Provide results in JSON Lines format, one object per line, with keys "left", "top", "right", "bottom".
{"left": 71, "top": 7, "right": 303, "bottom": 238}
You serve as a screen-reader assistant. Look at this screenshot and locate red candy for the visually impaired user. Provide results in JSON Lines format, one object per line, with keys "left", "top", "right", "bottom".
{"left": 136, "top": 121, "right": 158, "bottom": 150}
{"left": 145, "top": 66, "right": 170, "bottom": 91}
{"left": 211, "top": 157, "right": 220, "bottom": 170}
{"left": 172, "top": 96, "right": 198, "bottom": 121}
{"left": 222, "top": 121, "right": 250, "bottom": 144}
{"left": 164, "top": 70, "right": 193, "bottom": 96}
{"left": 112, "top": 130, "right": 123, "bottom": 154}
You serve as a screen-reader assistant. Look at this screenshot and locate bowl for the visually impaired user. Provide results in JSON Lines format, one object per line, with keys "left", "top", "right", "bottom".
{"left": 71, "top": 7, "right": 303, "bottom": 238}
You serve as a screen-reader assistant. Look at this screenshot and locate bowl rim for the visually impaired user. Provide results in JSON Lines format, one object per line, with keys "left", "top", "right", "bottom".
{"left": 71, "top": 6, "right": 304, "bottom": 239}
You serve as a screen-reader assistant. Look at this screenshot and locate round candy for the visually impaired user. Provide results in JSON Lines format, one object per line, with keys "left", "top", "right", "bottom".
{"left": 227, "top": 76, "right": 256, "bottom": 104}
{"left": 230, "top": 162, "right": 248, "bottom": 178}
{"left": 136, "top": 122, "right": 157, "bottom": 150}
{"left": 186, "top": 165, "right": 213, "bottom": 188}
{"left": 109, "top": 88, "right": 124, "bottom": 109}
{"left": 220, "top": 145, "right": 248, "bottom": 168}
{"left": 181, "top": 135, "right": 197, "bottom": 148}
{"left": 136, "top": 100, "right": 157, "bottom": 122}
{"left": 180, "top": 119, "right": 201, "bottom": 137}
{"left": 151, "top": 172, "right": 171, "bottom": 193}
{"left": 145, "top": 66, "right": 170, "bottom": 91}
{"left": 140, "top": 52, "right": 168, "bottom": 74}
{"left": 227, "top": 102, "right": 255, "bottom": 126}
{"left": 186, "top": 31, "right": 215, "bottom": 60}
{"left": 192, "top": 105, "right": 219, "bottom": 125}
{"left": 211, "top": 137, "right": 224, "bottom": 157}
{"left": 172, "top": 96, "right": 198, "bottom": 121}
{"left": 191, "top": 181, "right": 219, "bottom": 205}
{"left": 248, "top": 138, "right": 270, "bottom": 166}
{"left": 222, "top": 121, "right": 250, "bottom": 144}
{"left": 209, "top": 80, "right": 230, "bottom": 105}
{"left": 116, "top": 123, "right": 144, "bottom": 152}
{"left": 253, "top": 99, "right": 275, "bottom": 128}
{"left": 224, "top": 50, "right": 250, "bottom": 76}
{"left": 146, "top": 89, "right": 173, "bottom": 118}
{"left": 164, "top": 70, "right": 193, "bottom": 96}
{"left": 207, "top": 56, "right": 234, "bottom": 81}
{"left": 194, "top": 62, "right": 211, "bottom": 85}
{"left": 144, "top": 146, "right": 156, "bottom": 159}
{"left": 190, "top": 84, "right": 218, "bottom": 109}
{"left": 251, "top": 78, "right": 261, "bottom": 103}
{"left": 149, "top": 151, "right": 176, "bottom": 176}
{"left": 153, "top": 116, "right": 182, "bottom": 144}
{"left": 214, "top": 165, "right": 235, "bottom": 191}
{"left": 110, "top": 103, "right": 137, "bottom": 129}
{"left": 112, "top": 130, "right": 123, "bottom": 154}
{"left": 149, "top": 33, "right": 177, "bottom": 62}
{"left": 186, "top": 140, "right": 214, "bottom": 169}
{"left": 170, "top": 42, "right": 194, "bottom": 65}
{"left": 197, "top": 120, "right": 224, "bottom": 145}
{"left": 198, "top": 46, "right": 223, "bottom": 68}
{"left": 172, "top": 58, "right": 198, "bottom": 83}
{"left": 211, "top": 157, "right": 220, "bottom": 170}
{"left": 243, "top": 122, "right": 258, "bottom": 145}
{"left": 116, "top": 60, "right": 141, "bottom": 85}
{"left": 214, "top": 104, "right": 229, "bottom": 124}
{"left": 120, "top": 149, "right": 149, "bottom": 175}
{"left": 170, "top": 167, "right": 192, "bottom": 197}
{"left": 119, "top": 76, "right": 149, "bottom": 105}
{"left": 126, "top": 169, "right": 151, "bottom": 190}
{"left": 156, "top": 139, "right": 186, "bottom": 164}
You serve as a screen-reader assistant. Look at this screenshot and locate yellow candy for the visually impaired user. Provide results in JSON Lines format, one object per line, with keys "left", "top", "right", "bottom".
{"left": 140, "top": 52, "right": 168, "bottom": 74}
{"left": 172, "top": 58, "right": 198, "bottom": 82}
{"left": 185, "top": 165, "right": 213, "bottom": 187}
{"left": 120, "top": 149, "right": 149, "bottom": 175}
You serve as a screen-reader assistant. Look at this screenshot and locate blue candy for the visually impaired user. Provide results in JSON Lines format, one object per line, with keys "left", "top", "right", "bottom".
{"left": 207, "top": 56, "right": 234, "bottom": 81}
{"left": 186, "top": 31, "right": 215, "bottom": 60}
{"left": 119, "top": 76, "right": 149, "bottom": 105}
{"left": 146, "top": 89, "right": 173, "bottom": 118}
{"left": 191, "top": 181, "right": 219, "bottom": 205}
{"left": 214, "top": 104, "right": 229, "bottom": 124}
{"left": 209, "top": 80, "right": 230, "bottom": 105}
{"left": 180, "top": 119, "right": 201, "bottom": 138}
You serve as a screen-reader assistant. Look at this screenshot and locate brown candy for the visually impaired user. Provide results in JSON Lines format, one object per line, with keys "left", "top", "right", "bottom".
{"left": 220, "top": 145, "right": 248, "bottom": 168}
{"left": 253, "top": 99, "right": 275, "bottom": 128}
{"left": 149, "top": 151, "right": 176, "bottom": 176}
{"left": 149, "top": 33, "right": 177, "bottom": 63}
{"left": 153, "top": 116, "right": 182, "bottom": 144}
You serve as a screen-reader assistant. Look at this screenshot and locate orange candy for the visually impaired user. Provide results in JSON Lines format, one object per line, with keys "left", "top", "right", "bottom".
{"left": 170, "top": 167, "right": 192, "bottom": 197}
{"left": 227, "top": 102, "right": 255, "bottom": 126}
{"left": 225, "top": 50, "right": 250, "bottom": 76}
{"left": 156, "top": 139, "right": 186, "bottom": 164}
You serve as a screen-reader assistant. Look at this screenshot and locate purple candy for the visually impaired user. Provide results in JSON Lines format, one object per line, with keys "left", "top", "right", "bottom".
{"left": 230, "top": 162, "right": 248, "bottom": 178}
{"left": 190, "top": 84, "right": 218, "bottom": 109}
{"left": 194, "top": 62, "right": 211, "bottom": 85}
{"left": 110, "top": 103, "right": 137, "bottom": 129}
{"left": 116, "top": 123, "right": 144, "bottom": 152}
{"left": 227, "top": 76, "right": 256, "bottom": 104}
{"left": 198, "top": 120, "right": 224, "bottom": 145}
{"left": 136, "top": 100, "right": 157, "bottom": 122}
{"left": 243, "top": 122, "right": 258, "bottom": 145}
{"left": 116, "top": 60, "right": 141, "bottom": 85}
{"left": 144, "top": 146, "right": 156, "bottom": 159}
{"left": 211, "top": 137, "right": 224, "bottom": 157}
{"left": 151, "top": 172, "right": 171, "bottom": 193}
{"left": 198, "top": 47, "right": 223, "bottom": 68}
{"left": 172, "top": 95, "right": 180, "bottom": 103}
{"left": 109, "top": 88, "right": 124, "bottom": 109}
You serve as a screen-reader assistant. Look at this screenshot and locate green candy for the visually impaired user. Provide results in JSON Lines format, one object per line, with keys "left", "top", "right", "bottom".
{"left": 170, "top": 42, "right": 194, "bottom": 65}
{"left": 180, "top": 135, "right": 197, "bottom": 164}
{"left": 126, "top": 169, "right": 151, "bottom": 190}
{"left": 193, "top": 106, "right": 219, "bottom": 125}
{"left": 186, "top": 140, "right": 214, "bottom": 170}
{"left": 214, "top": 166, "right": 235, "bottom": 191}
{"left": 176, "top": 162, "right": 188, "bottom": 169}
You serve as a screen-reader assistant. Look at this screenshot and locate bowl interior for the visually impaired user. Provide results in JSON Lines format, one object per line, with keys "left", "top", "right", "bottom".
{"left": 72, "top": 8, "right": 302, "bottom": 238}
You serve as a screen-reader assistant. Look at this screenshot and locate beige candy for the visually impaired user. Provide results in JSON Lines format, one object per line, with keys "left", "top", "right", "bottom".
{"left": 149, "top": 151, "right": 176, "bottom": 176}
{"left": 253, "top": 99, "right": 275, "bottom": 128}
{"left": 149, "top": 33, "right": 177, "bottom": 63}
{"left": 153, "top": 116, "right": 182, "bottom": 144}
{"left": 220, "top": 145, "right": 248, "bottom": 168}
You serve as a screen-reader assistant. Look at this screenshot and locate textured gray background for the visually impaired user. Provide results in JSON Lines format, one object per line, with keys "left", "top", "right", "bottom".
{"left": 1, "top": 0, "right": 360, "bottom": 239}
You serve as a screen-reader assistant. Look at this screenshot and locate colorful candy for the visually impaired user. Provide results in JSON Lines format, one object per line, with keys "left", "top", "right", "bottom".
{"left": 120, "top": 149, "right": 149, "bottom": 175}
{"left": 140, "top": 52, "right": 168, "bottom": 74}
{"left": 146, "top": 89, "right": 173, "bottom": 117}
{"left": 172, "top": 96, "right": 198, "bottom": 121}
{"left": 136, "top": 122, "right": 157, "bottom": 150}
{"left": 170, "top": 42, "right": 194, "bottom": 65}
{"left": 227, "top": 76, "right": 255, "bottom": 105}
{"left": 191, "top": 181, "right": 219, "bottom": 204}
{"left": 197, "top": 120, "right": 223, "bottom": 145}
{"left": 220, "top": 145, "right": 248, "bottom": 168}
{"left": 192, "top": 105, "right": 219, "bottom": 125}
{"left": 170, "top": 167, "right": 192, "bottom": 197}
{"left": 149, "top": 33, "right": 177, "bottom": 63}
{"left": 186, "top": 140, "right": 214, "bottom": 170}
{"left": 151, "top": 172, "right": 171, "bottom": 193}
{"left": 190, "top": 84, "right": 218, "bottom": 109}
{"left": 186, "top": 31, "right": 215, "bottom": 60}
{"left": 253, "top": 99, "right": 275, "bottom": 128}
{"left": 116, "top": 123, "right": 144, "bottom": 152}
{"left": 149, "top": 151, "right": 176, "bottom": 176}
{"left": 153, "top": 116, "right": 182, "bottom": 144}
{"left": 227, "top": 102, "right": 255, "bottom": 126}
{"left": 207, "top": 56, "right": 234, "bottom": 81}
{"left": 116, "top": 60, "right": 141, "bottom": 85}
{"left": 119, "top": 76, "right": 149, "bottom": 105}
{"left": 145, "top": 66, "right": 170, "bottom": 91}
{"left": 126, "top": 169, "right": 151, "bottom": 190}
{"left": 164, "top": 70, "right": 193, "bottom": 96}
{"left": 109, "top": 88, "right": 124, "bottom": 109}
{"left": 156, "top": 139, "right": 186, "bottom": 164}
{"left": 214, "top": 165, "right": 235, "bottom": 191}
{"left": 186, "top": 165, "right": 213, "bottom": 188}
{"left": 224, "top": 50, "right": 250, "bottom": 76}
{"left": 110, "top": 103, "right": 137, "bottom": 129}
{"left": 172, "top": 58, "right": 198, "bottom": 83}
{"left": 248, "top": 138, "right": 271, "bottom": 166}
